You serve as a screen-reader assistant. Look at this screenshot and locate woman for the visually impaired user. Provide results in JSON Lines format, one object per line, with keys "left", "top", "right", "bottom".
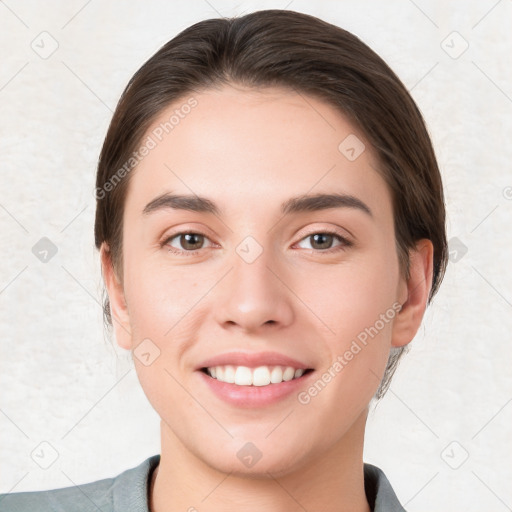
{"left": 0, "top": 8, "right": 447, "bottom": 512}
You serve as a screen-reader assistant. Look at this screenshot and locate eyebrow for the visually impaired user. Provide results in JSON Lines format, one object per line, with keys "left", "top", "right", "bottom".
{"left": 142, "top": 191, "right": 372, "bottom": 218}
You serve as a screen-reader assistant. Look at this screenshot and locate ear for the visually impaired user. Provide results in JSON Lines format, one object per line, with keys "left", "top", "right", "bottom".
{"left": 391, "top": 239, "right": 434, "bottom": 348}
{"left": 100, "top": 243, "right": 132, "bottom": 351}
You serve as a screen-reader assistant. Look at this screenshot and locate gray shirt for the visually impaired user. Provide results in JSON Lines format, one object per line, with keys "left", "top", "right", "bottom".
{"left": 0, "top": 455, "right": 406, "bottom": 511}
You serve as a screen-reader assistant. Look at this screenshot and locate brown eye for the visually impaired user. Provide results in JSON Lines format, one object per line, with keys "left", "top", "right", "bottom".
{"left": 178, "top": 233, "right": 205, "bottom": 250}
{"left": 163, "top": 232, "right": 213, "bottom": 255}
{"left": 309, "top": 233, "right": 335, "bottom": 250}
{"left": 296, "top": 231, "right": 352, "bottom": 253}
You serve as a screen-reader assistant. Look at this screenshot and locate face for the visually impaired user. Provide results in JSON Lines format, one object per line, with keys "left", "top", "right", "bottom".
{"left": 106, "top": 84, "right": 415, "bottom": 477}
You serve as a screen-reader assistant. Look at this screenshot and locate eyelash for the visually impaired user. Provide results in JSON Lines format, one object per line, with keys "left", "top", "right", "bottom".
{"left": 160, "top": 229, "right": 353, "bottom": 257}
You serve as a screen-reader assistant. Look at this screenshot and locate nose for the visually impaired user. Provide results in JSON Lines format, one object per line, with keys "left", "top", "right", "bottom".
{"left": 214, "top": 241, "right": 295, "bottom": 333}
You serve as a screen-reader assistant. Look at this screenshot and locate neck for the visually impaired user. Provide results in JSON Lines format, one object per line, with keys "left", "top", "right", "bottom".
{"left": 150, "top": 410, "right": 371, "bottom": 512}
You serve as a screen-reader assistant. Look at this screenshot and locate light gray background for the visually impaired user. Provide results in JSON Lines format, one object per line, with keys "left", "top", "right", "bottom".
{"left": 1, "top": 1, "right": 511, "bottom": 510}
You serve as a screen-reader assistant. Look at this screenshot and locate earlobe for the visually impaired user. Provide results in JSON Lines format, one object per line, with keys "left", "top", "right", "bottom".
{"left": 100, "top": 243, "right": 132, "bottom": 351}
{"left": 391, "top": 239, "right": 434, "bottom": 348}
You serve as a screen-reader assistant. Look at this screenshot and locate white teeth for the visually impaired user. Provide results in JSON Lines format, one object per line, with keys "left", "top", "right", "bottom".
{"left": 234, "top": 366, "right": 252, "bottom": 385}
{"left": 252, "top": 366, "right": 271, "bottom": 386}
{"left": 206, "top": 365, "right": 308, "bottom": 386}
{"left": 270, "top": 366, "right": 283, "bottom": 384}
{"left": 282, "top": 367, "right": 295, "bottom": 381}
{"left": 294, "top": 369, "right": 305, "bottom": 378}
{"left": 224, "top": 365, "right": 236, "bottom": 384}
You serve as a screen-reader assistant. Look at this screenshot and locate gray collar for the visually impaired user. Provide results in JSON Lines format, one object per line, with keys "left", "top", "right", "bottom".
{"left": 113, "top": 455, "right": 406, "bottom": 512}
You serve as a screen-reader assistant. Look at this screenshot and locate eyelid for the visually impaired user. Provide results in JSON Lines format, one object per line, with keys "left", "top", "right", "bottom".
{"left": 159, "top": 223, "right": 215, "bottom": 244}
{"left": 294, "top": 224, "right": 354, "bottom": 244}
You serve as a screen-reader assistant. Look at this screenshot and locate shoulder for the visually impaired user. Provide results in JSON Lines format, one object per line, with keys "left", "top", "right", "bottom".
{"left": 364, "top": 462, "right": 407, "bottom": 512}
{"left": 0, "top": 454, "right": 160, "bottom": 512}
{"left": 0, "top": 476, "right": 115, "bottom": 512}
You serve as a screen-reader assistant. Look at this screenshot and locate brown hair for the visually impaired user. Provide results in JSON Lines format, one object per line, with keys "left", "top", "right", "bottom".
{"left": 94, "top": 9, "right": 447, "bottom": 398}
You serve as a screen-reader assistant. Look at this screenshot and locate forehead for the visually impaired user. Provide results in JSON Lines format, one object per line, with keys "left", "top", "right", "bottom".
{"left": 123, "top": 84, "right": 390, "bottom": 220}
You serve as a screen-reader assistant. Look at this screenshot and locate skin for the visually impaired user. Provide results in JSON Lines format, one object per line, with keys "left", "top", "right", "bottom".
{"left": 101, "top": 84, "right": 433, "bottom": 512}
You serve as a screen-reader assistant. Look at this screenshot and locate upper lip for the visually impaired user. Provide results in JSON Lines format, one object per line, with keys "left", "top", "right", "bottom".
{"left": 196, "top": 351, "right": 314, "bottom": 370}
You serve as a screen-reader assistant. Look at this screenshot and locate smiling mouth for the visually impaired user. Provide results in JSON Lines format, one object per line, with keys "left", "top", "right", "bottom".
{"left": 200, "top": 365, "right": 314, "bottom": 386}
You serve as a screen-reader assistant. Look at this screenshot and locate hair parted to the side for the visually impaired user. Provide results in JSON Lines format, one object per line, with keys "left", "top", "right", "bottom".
{"left": 94, "top": 9, "right": 448, "bottom": 399}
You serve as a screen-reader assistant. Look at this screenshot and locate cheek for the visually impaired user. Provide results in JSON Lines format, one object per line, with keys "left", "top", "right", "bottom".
{"left": 299, "top": 254, "right": 400, "bottom": 341}
{"left": 124, "top": 252, "right": 201, "bottom": 336}
{"left": 123, "top": 257, "right": 216, "bottom": 391}
{"left": 301, "top": 254, "right": 399, "bottom": 396}
{"left": 124, "top": 264, "right": 205, "bottom": 414}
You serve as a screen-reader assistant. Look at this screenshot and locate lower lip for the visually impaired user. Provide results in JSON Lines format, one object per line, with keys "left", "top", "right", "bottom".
{"left": 197, "top": 370, "right": 315, "bottom": 408}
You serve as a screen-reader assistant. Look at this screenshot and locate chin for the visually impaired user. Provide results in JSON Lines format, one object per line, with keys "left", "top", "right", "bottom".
{"left": 193, "top": 432, "right": 313, "bottom": 479}
{"left": 207, "top": 450, "right": 307, "bottom": 480}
